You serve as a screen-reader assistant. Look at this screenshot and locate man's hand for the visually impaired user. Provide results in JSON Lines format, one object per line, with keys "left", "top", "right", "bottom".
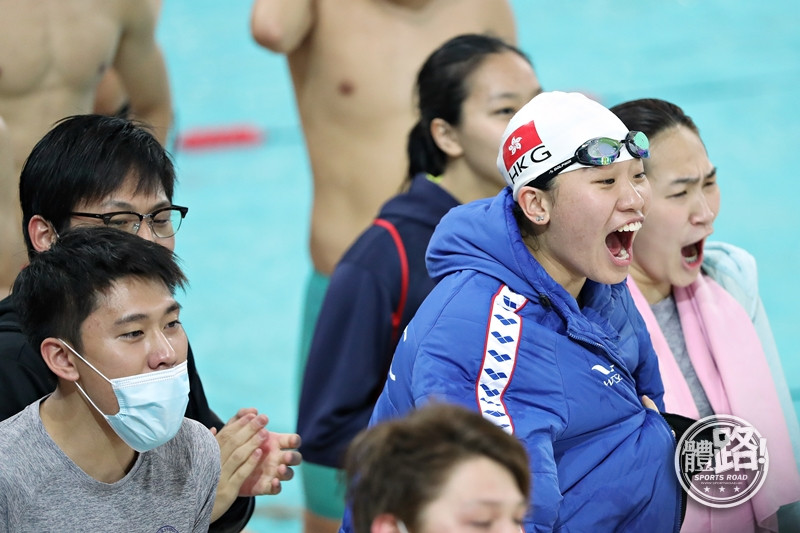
{"left": 239, "top": 430, "right": 302, "bottom": 496}
{"left": 208, "top": 408, "right": 302, "bottom": 522}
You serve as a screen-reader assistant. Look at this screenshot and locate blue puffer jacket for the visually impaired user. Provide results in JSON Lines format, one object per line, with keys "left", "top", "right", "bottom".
{"left": 360, "top": 188, "right": 682, "bottom": 533}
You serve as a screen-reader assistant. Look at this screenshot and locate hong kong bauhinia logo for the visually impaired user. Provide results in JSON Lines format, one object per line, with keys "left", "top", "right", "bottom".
{"left": 501, "top": 121, "right": 551, "bottom": 183}
{"left": 674, "top": 415, "right": 768, "bottom": 508}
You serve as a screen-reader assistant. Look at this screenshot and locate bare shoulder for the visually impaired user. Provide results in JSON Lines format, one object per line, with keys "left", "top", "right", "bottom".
{"left": 251, "top": 0, "right": 315, "bottom": 55}
{"left": 118, "top": 0, "right": 160, "bottom": 31}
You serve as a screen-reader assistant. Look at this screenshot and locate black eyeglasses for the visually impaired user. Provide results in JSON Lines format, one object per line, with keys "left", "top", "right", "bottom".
{"left": 70, "top": 205, "right": 189, "bottom": 238}
{"left": 529, "top": 131, "right": 650, "bottom": 189}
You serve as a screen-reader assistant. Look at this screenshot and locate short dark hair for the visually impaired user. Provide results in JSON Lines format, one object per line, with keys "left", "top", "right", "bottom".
{"left": 19, "top": 114, "right": 177, "bottom": 259}
{"left": 344, "top": 403, "right": 531, "bottom": 533}
{"left": 12, "top": 225, "right": 187, "bottom": 352}
{"left": 610, "top": 98, "right": 700, "bottom": 143}
{"left": 406, "top": 33, "right": 532, "bottom": 181}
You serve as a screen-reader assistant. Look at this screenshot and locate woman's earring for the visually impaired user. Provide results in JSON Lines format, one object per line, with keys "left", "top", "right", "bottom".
{"left": 535, "top": 216, "right": 544, "bottom": 222}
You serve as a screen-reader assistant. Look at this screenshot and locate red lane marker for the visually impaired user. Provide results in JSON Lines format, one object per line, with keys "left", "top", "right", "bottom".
{"left": 176, "top": 124, "right": 265, "bottom": 150}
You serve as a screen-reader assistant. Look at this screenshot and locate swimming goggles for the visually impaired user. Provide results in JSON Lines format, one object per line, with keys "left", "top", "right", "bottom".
{"left": 529, "top": 130, "right": 650, "bottom": 189}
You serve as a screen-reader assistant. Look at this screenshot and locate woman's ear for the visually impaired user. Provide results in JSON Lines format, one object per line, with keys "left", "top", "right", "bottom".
{"left": 517, "top": 186, "right": 551, "bottom": 225}
{"left": 40, "top": 338, "right": 80, "bottom": 382}
{"left": 430, "top": 117, "right": 463, "bottom": 159}
{"left": 28, "top": 215, "right": 58, "bottom": 253}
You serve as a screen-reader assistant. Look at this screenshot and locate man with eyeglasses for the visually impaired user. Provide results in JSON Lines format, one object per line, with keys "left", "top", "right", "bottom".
{"left": 69, "top": 205, "right": 189, "bottom": 240}
{"left": 0, "top": 114, "right": 301, "bottom": 532}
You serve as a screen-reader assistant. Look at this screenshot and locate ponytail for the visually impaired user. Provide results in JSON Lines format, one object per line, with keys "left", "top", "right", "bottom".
{"left": 406, "top": 120, "right": 447, "bottom": 182}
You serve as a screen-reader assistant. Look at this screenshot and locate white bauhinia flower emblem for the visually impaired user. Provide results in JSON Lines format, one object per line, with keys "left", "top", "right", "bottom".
{"left": 508, "top": 136, "right": 522, "bottom": 155}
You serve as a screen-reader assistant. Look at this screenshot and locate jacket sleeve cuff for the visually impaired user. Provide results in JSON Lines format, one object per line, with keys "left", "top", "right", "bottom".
{"left": 208, "top": 496, "right": 256, "bottom": 533}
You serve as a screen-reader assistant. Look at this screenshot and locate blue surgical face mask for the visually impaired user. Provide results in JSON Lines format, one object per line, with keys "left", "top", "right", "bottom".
{"left": 60, "top": 339, "right": 190, "bottom": 452}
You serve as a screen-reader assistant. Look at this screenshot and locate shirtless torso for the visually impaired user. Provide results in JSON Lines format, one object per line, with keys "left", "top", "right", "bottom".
{"left": 0, "top": 0, "right": 170, "bottom": 295}
{"left": 252, "top": 0, "right": 516, "bottom": 275}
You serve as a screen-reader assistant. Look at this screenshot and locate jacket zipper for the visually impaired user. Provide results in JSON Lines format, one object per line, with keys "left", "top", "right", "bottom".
{"left": 570, "top": 329, "right": 683, "bottom": 532}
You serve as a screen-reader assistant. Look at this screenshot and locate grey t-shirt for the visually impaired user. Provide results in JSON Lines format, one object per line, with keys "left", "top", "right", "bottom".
{"left": 651, "top": 295, "right": 714, "bottom": 418}
{"left": 0, "top": 398, "right": 220, "bottom": 532}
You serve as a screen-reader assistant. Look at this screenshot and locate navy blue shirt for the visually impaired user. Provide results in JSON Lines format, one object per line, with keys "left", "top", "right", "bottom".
{"left": 297, "top": 174, "right": 459, "bottom": 468}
